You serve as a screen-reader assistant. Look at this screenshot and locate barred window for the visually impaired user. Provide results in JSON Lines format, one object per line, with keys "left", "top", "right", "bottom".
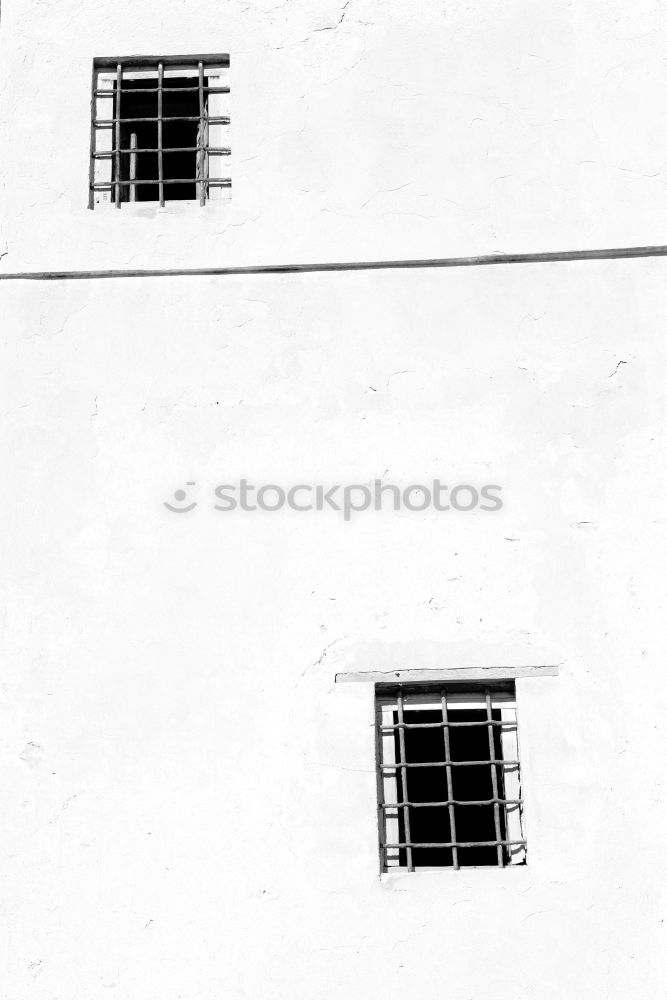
{"left": 375, "top": 683, "right": 526, "bottom": 871}
{"left": 89, "top": 55, "right": 230, "bottom": 208}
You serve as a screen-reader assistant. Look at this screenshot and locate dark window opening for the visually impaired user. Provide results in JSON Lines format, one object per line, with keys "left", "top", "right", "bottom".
{"left": 114, "top": 78, "right": 204, "bottom": 202}
{"left": 393, "top": 708, "right": 507, "bottom": 869}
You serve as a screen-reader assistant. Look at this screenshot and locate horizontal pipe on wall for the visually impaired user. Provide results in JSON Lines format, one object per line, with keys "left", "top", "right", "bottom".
{"left": 1, "top": 246, "right": 667, "bottom": 281}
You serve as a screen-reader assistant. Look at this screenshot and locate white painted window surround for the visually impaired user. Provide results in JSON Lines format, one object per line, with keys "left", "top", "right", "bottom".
{"left": 336, "top": 666, "right": 558, "bottom": 874}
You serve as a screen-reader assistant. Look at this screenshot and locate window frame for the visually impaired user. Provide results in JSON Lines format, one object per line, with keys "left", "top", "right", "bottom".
{"left": 88, "top": 54, "right": 230, "bottom": 209}
{"left": 375, "top": 682, "right": 527, "bottom": 873}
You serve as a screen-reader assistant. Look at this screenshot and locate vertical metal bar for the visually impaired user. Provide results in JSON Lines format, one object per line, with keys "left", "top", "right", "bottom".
{"left": 198, "top": 61, "right": 206, "bottom": 205}
{"left": 510, "top": 686, "right": 526, "bottom": 863}
{"left": 88, "top": 63, "right": 98, "bottom": 209}
{"left": 485, "top": 689, "right": 504, "bottom": 867}
{"left": 114, "top": 62, "right": 122, "bottom": 208}
{"left": 157, "top": 63, "right": 165, "bottom": 207}
{"left": 396, "top": 690, "right": 413, "bottom": 871}
{"left": 440, "top": 689, "right": 459, "bottom": 870}
{"left": 374, "top": 692, "right": 387, "bottom": 873}
{"left": 129, "top": 133, "right": 137, "bottom": 203}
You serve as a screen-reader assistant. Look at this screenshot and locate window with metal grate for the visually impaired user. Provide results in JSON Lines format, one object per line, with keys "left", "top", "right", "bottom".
{"left": 89, "top": 55, "right": 230, "bottom": 208}
{"left": 375, "top": 683, "right": 526, "bottom": 871}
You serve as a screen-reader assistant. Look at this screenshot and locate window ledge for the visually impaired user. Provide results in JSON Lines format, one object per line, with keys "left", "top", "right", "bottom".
{"left": 335, "top": 665, "right": 559, "bottom": 684}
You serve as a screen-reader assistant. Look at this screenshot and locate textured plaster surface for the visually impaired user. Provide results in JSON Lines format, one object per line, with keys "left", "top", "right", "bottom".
{"left": 2, "top": 1, "right": 667, "bottom": 997}
{"left": 3, "top": 0, "right": 667, "bottom": 269}
{"left": 1, "top": 261, "right": 667, "bottom": 997}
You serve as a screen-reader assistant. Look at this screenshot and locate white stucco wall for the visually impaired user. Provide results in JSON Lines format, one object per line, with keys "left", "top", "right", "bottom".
{"left": 2, "top": 261, "right": 667, "bottom": 998}
{"left": 2, "top": 1, "right": 667, "bottom": 998}
{"left": 2, "top": 0, "right": 667, "bottom": 270}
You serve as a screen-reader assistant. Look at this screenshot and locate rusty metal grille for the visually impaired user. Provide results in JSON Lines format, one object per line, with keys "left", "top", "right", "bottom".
{"left": 375, "top": 683, "right": 526, "bottom": 871}
{"left": 89, "top": 55, "right": 230, "bottom": 208}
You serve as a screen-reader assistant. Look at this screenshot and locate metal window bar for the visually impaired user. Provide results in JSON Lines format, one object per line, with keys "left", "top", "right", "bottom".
{"left": 91, "top": 180, "right": 231, "bottom": 190}
{"left": 395, "top": 689, "right": 414, "bottom": 872}
{"left": 385, "top": 840, "right": 526, "bottom": 849}
{"left": 94, "top": 86, "right": 229, "bottom": 95}
{"left": 90, "top": 55, "right": 229, "bottom": 208}
{"left": 114, "top": 63, "right": 122, "bottom": 208}
{"left": 513, "top": 698, "right": 525, "bottom": 860}
{"left": 129, "top": 133, "right": 137, "bottom": 203}
{"left": 486, "top": 688, "right": 505, "bottom": 867}
{"left": 441, "top": 690, "right": 459, "bottom": 870}
{"left": 93, "top": 148, "right": 231, "bottom": 157}
{"left": 374, "top": 698, "right": 388, "bottom": 873}
{"left": 376, "top": 684, "right": 526, "bottom": 872}
{"left": 88, "top": 61, "right": 97, "bottom": 210}
{"left": 197, "top": 61, "right": 207, "bottom": 205}
{"left": 94, "top": 116, "right": 230, "bottom": 125}
{"left": 157, "top": 63, "right": 164, "bottom": 206}
{"left": 381, "top": 798, "right": 523, "bottom": 807}
{"left": 381, "top": 720, "right": 517, "bottom": 729}
{"left": 381, "top": 760, "right": 520, "bottom": 768}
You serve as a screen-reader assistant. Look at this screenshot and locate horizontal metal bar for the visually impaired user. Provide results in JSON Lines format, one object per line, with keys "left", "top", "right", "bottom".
{"left": 381, "top": 799, "right": 522, "bottom": 808}
{"left": 93, "top": 146, "right": 230, "bottom": 157}
{"left": 92, "top": 178, "right": 231, "bottom": 189}
{"left": 94, "top": 116, "right": 229, "bottom": 125}
{"left": 95, "top": 86, "right": 229, "bottom": 96}
{"left": 338, "top": 665, "right": 559, "bottom": 683}
{"left": 7, "top": 245, "right": 666, "bottom": 282}
{"left": 382, "top": 760, "right": 519, "bottom": 769}
{"left": 93, "top": 54, "right": 229, "bottom": 69}
{"left": 380, "top": 721, "right": 516, "bottom": 730}
{"left": 384, "top": 840, "right": 526, "bottom": 849}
